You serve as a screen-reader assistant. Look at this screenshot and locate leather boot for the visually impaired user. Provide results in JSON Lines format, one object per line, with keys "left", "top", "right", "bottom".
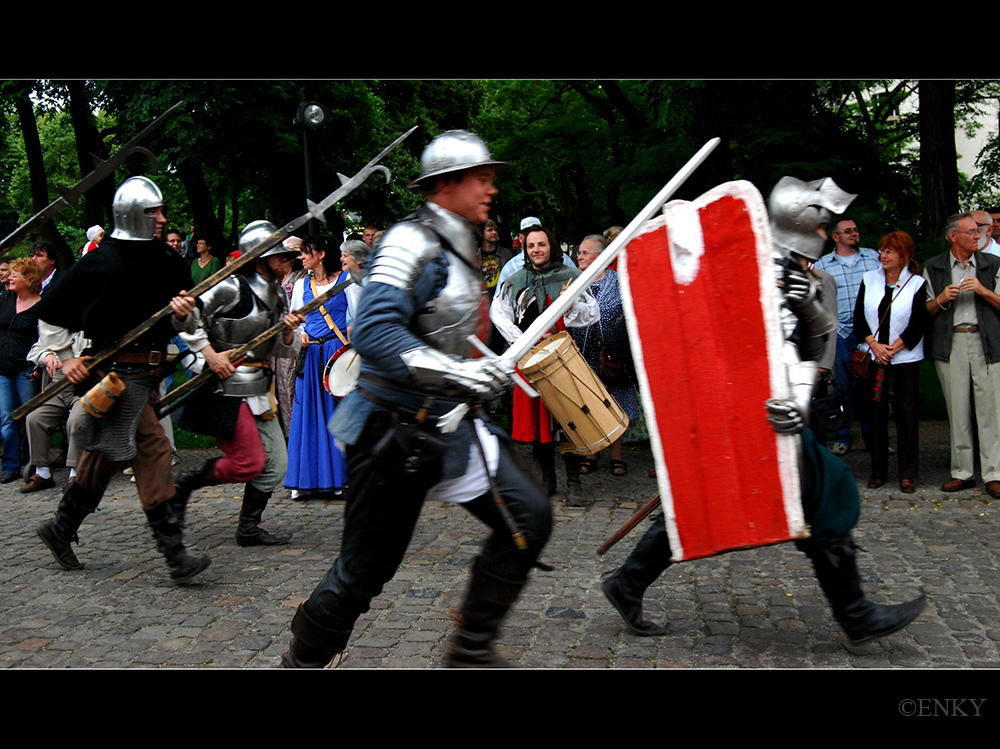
{"left": 563, "top": 452, "right": 586, "bottom": 507}
{"left": 801, "top": 534, "right": 925, "bottom": 645}
{"left": 171, "top": 458, "right": 220, "bottom": 527}
{"left": 281, "top": 603, "right": 352, "bottom": 668}
{"left": 445, "top": 559, "right": 525, "bottom": 668}
{"left": 533, "top": 442, "right": 557, "bottom": 498}
{"left": 602, "top": 514, "right": 671, "bottom": 636}
{"left": 236, "top": 483, "right": 292, "bottom": 547}
{"left": 36, "top": 482, "right": 102, "bottom": 570}
{"left": 145, "top": 502, "right": 211, "bottom": 584}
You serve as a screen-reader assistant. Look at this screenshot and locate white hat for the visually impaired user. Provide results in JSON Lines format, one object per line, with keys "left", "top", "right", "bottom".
{"left": 86, "top": 225, "right": 104, "bottom": 241}
{"left": 520, "top": 217, "right": 541, "bottom": 232}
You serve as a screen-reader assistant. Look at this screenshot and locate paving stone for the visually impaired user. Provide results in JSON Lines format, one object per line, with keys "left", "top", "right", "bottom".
{"left": 3, "top": 427, "right": 998, "bottom": 669}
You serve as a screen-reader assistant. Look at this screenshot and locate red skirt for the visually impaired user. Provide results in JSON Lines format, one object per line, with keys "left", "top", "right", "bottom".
{"left": 512, "top": 365, "right": 555, "bottom": 443}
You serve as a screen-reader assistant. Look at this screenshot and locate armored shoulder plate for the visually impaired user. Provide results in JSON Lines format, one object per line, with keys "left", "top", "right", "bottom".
{"left": 198, "top": 276, "right": 242, "bottom": 318}
{"left": 366, "top": 220, "right": 443, "bottom": 291}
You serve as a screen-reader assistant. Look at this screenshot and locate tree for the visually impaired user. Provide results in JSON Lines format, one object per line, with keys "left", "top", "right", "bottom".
{"left": 919, "top": 80, "right": 959, "bottom": 242}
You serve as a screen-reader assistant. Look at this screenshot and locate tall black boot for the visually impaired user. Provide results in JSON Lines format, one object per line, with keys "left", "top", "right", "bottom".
{"left": 533, "top": 442, "right": 557, "bottom": 498}
{"left": 145, "top": 502, "right": 211, "bottom": 584}
{"left": 171, "top": 458, "right": 220, "bottom": 527}
{"left": 36, "top": 482, "right": 102, "bottom": 570}
{"left": 281, "top": 603, "right": 352, "bottom": 668}
{"left": 801, "top": 534, "right": 925, "bottom": 645}
{"left": 236, "top": 483, "right": 292, "bottom": 547}
{"left": 445, "top": 559, "right": 526, "bottom": 668}
{"left": 563, "top": 452, "right": 586, "bottom": 507}
{"left": 602, "top": 513, "right": 672, "bottom": 636}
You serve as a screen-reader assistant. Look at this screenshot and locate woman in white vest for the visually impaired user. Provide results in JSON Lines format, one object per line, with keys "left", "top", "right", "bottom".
{"left": 853, "top": 231, "right": 929, "bottom": 493}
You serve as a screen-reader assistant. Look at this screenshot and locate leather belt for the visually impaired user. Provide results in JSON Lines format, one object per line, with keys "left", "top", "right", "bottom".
{"left": 110, "top": 350, "right": 167, "bottom": 365}
{"left": 954, "top": 325, "right": 979, "bottom": 333}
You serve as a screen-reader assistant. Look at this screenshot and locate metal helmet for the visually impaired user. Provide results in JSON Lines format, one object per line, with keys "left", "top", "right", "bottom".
{"left": 239, "top": 220, "right": 289, "bottom": 258}
{"left": 407, "top": 130, "right": 510, "bottom": 192}
{"left": 768, "top": 176, "right": 857, "bottom": 261}
{"left": 110, "top": 176, "right": 164, "bottom": 240}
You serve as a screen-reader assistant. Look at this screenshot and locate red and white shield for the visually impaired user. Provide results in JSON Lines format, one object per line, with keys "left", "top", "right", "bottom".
{"left": 618, "top": 181, "right": 806, "bottom": 562}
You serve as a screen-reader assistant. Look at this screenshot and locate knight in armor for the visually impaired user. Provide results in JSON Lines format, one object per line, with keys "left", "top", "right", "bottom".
{"left": 282, "top": 130, "right": 552, "bottom": 668}
{"left": 602, "top": 176, "right": 926, "bottom": 647}
{"left": 171, "top": 221, "right": 304, "bottom": 546}
{"left": 35, "top": 176, "right": 211, "bottom": 584}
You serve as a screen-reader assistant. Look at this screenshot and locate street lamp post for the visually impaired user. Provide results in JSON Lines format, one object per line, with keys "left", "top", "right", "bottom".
{"left": 295, "top": 98, "right": 329, "bottom": 236}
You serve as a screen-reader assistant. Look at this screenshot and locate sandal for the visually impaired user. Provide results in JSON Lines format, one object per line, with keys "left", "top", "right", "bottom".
{"left": 610, "top": 459, "right": 627, "bottom": 477}
{"left": 580, "top": 456, "right": 600, "bottom": 475}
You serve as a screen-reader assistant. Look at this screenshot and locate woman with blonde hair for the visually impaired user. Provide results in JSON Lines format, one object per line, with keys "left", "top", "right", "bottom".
{"left": 853, "top": 231, "right": 928, "bottom": 493}
{"left": 0, "top": 257, "right": 43, "bottom": 482}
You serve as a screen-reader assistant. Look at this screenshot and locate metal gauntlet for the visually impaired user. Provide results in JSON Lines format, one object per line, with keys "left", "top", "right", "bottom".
{"left": 399, "top": 346, "right": 510, "bottom": 400}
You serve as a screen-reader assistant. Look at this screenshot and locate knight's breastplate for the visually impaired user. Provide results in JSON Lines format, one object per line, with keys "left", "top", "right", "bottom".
{"left": 412, "top": 254, "right": 489, "bottom": 358}
{"left": 194, "top": 275, "right": 284, "bottom": 397}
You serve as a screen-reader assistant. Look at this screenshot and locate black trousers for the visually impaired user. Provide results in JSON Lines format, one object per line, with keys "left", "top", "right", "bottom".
{"left": 303, "top": 411, "right": 552, "bottom": 631}
{"left": 863, "top": 360, "right": 920, "bottom": 482}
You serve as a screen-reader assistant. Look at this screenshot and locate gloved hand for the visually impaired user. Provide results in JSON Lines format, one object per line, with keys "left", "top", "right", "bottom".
{"left": 765, "top": 398, "right": 806, "bottom": 435}
{"left": 400, "top": 347, "right": 513, "bottom": 400}
{"left": 783, "top": 264, "right": 816, "bottom": 310}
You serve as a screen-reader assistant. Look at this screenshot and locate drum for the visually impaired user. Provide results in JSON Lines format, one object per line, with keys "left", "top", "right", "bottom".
{"left": 518, "top": 331, "right": 629, "bottom": 454}
{"left": 323, "top": 345, "right": 361, "bottom": 397}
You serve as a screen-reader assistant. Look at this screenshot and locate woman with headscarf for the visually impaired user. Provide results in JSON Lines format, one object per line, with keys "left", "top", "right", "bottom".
{"left": 491, "top": 225, "right": 599, "bottom": 505}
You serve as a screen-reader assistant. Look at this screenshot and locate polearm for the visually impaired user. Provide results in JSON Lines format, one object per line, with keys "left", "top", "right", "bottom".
{"left": 597, "top": 495, "right": 661, "bottom": 555}
{"left": 155, "top": 276, "right": 354, "bottom": 419}
{"left": 1, "top": 101, "right": 184, "bottom": 251}
{"left": 494, "top": 138, "right": 721, "bottom": 373}
{"left": 13, "top": 125, "right": 418, "bottom": 421}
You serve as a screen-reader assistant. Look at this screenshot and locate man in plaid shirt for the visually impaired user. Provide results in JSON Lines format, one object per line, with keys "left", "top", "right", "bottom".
{"left": 814, "top": 217, "right": 881, "bottom": 454}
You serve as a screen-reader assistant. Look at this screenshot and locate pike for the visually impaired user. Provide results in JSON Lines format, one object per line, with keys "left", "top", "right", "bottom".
{"left": 155, "top": 276, "right": 355, "bottom": 419}
{"left": 13, "top": 125, "right": 418, "bottom": 422}
{"left": 494, "top": 138, "right": 721, "bottom": 374}
{"left": 1, "top": 101, "right": 185, "bottom": 251}
{"left": 597, "top": 495, "right": 661, "bottom": 555}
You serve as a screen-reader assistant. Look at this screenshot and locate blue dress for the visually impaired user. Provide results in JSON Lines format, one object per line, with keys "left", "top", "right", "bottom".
{"left": 285, "top": 273, "right": 349, "bottom": 494}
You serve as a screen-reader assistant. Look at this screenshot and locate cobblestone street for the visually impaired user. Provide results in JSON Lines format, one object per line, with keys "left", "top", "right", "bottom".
{"left": 2, "top": 420, "right": 998, "bottom": 672}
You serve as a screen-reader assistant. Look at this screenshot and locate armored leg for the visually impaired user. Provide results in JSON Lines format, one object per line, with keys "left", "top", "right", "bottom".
{"left": 37, "top": 481, "right": 103, "bottom": 570}
{"left": 800, "top": 534, "right": 925, "bottom": 645}
{"left": 602, "top": 512, "right": 671, "bottom": 636}
{"left": 235, "top": 483, "right": 292, "bottom": 547}
{"left": 144, "top": 502, "right": 211, "bottom": 584}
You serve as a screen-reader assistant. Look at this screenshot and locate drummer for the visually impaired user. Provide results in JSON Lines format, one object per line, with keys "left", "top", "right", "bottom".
{"left": 490, "top": 224, "right": 599, "bottom": 506}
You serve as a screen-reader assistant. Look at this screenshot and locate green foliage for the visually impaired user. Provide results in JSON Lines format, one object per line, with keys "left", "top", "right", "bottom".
{"left": 2, "top": 78, "right": 998, "bottom": 263}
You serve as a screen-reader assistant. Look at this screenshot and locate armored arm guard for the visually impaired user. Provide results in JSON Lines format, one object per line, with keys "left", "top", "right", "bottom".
{"left": 781, "top": 258, "right": 836, "bottom": 362}
{"left": 766, "top": 344, "right": 818, "bottom": 434}
{"left": 399, "top": 346, "right": 510, "bottom": 401}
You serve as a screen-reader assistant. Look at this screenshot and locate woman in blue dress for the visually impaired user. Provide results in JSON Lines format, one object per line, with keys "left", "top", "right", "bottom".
{"left": 285, "top": 235, "right": 349, "bottom": 498}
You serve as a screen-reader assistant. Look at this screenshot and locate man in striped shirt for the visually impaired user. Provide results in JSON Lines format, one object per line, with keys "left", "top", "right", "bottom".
{"left": 814, "top": 218, "right": 881, "bottom": 455}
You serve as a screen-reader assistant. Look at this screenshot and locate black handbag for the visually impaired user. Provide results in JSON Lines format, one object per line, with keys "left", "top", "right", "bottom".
{"left": 810, "top": 373, "right": 850, "bottom": 434}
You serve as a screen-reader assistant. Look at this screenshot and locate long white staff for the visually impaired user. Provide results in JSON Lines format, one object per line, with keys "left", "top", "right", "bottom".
{"left": 493, "top": 137, "right": 721, "bottom": 374}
